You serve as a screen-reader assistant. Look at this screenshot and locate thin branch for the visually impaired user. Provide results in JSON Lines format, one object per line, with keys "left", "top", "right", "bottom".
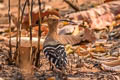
{"left": 20, "top": 0, "right": 27, "bottom": 22}
{"left": 64, "top": 0, "right": 80, "bottom": 12}
{"left": 35, "top": 0, "right": 41, "bottom": 67}
{"left": 12, "top": 0, "right": 27, "bottom": 65}
{"left": 8, "top": 0, "right": 12, "bottom": 61}
{"left": 19, "top": 0, "right": 27, "bottom": 47}
{"left": 15, "top": 0, "right": 21, "bottom": 65}
{"left": 30, "top": 0, "right": 34, "bottom": 63}
{"left": 27, "top": 0, "right": 33, "bottom": 63}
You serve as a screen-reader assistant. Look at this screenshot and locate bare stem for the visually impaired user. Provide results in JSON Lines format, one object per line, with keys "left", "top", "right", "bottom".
{"left": 27, "top": 0, "right": 33, "bottom": 63}
{"left": 35, "top": 0, "right": 41, "bottom": 67}
{"left": 8, "top": 0, "right": 12, "bottom": 61}
{"left": 15, "top": 0, "right": 21, "bottom": 65}
{"left": 64, "top": 0, "right": 80, "bottom": 12}
{"left": 21, "top": 0, "right": 27, "bottom": 22}
{"left": 19, "top": 0, "right": 28, "bottom": 48}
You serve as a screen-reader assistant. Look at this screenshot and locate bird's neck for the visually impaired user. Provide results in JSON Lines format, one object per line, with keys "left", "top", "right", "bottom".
{"left": 47, "top": 24, "right": 58, "bottom": 39}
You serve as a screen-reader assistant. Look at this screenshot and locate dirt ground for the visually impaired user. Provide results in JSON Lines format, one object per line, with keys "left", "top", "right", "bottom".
{"left": 0, "top": 0, "right": 120, "bottom": 80}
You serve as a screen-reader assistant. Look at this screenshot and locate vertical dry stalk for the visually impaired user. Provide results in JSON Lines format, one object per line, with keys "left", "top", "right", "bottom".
{"left": 27, "top": 0, "right": 33, "bottom": 63}
{"left": 14, "top": 0, "right": 27, "bottom": 66}
{"left": 8, "top": 0, "right": 12, "bottom": 61}
{"left": 15, "top": 0, "right": 21, "bottom": 65}
{"left": 18, "top": 0, "right": 21, "bottom": 53}
{"left": 21, "top": 0, "right": 27, "bottom": 21}
{"left": 18, "top": 0, "right": 21, "bottom": 64}
{"left": 35, "top": 0, "right": 41, "bottom": 67}
{"left": 30, "top": 0, "right": 34, "bottom": 63}
{"left": 19, "top": 0, "right": 28, "bottom": 39}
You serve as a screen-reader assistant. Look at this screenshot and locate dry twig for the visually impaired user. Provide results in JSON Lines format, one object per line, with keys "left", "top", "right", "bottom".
{"left": 27, "top": 0, "right": 33, "bottom": 63}
{"left": 8, "top": 0, "right": 12, "bottom": 61}
{"left": 35, "top": 0, "right": 41, "bottom": 67}
{"left": 63, "top": 0, "right": 80, "bottom": 11}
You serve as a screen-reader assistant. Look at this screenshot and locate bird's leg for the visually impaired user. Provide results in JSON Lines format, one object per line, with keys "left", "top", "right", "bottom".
{"left": 49, "top": 61, "right": 54, "bottom": 71}
{"left": 60, "top": 70, "right": 67, "bottom": 80}
{"left": 54, "top": 67, "right": 67, "bottom": 80}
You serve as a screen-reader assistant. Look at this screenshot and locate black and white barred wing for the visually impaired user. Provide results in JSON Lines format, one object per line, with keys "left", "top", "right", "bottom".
{"left": 43, "top": 44, "right": 67, "bottom": 69}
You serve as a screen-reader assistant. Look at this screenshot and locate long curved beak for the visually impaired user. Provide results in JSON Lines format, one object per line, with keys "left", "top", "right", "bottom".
{"left": 59, "top": 19, "right": 77, "bottom": 25}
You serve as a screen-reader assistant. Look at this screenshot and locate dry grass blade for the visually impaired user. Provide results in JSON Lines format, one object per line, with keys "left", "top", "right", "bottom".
{"left": 35, "top": 0, "right": 41, "bottom": 67}
{"left": 27, "top": 0, "right": 33, "bottom": 63}
{"left": 19, "top": 0, "right": 28, "bottom": 52}
{"left": 20, "top": 0, "right": 27, "bottom": 22}
{"left": 13, "top": 0, "right": 27, "bottom": 66}
{"left": 30, "top": 0, "right": 34, "bottom": 65}
{"left": 15, "top": 0, "right": 21, "bottom": 66}
{"left": 8, "top": 0, "right": 12, "bottom": 61}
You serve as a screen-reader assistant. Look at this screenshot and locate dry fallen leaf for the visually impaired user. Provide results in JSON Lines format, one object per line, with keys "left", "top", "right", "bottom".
{"left": 80, "top": 44, "right": 88, "bottom": 49}
{"left": 72, "top": 26, "right": 80, "bottom": 36}
{"left": 104, "top": 0, "right": 116, "bottom": 3}
{"left": 33, "top": 25, "right": 49, "bottom": 36}
{"left": 47, "top": 77, "right": 55, "bottom": 80}
{"left": 72, "top": 26, "right": 84, "bottom": 36}
{"left": 101, "top": 60, "right": 120, "bottom": 72}
{"left": 90, "top": 46, "right": 106, "bottom": 53}
{"left": 21, "top": 9, "right": 60, "bottom": 30}
{"left": 83, "top": 28, "right": 96, "bottom": 42}
{"left": 75, "top": 46, "right": 89, "bottom": 57}
{"left": 116, "top": 14, "right": 120, "bottom": 20}
{"left": 115, "top": 14, "right": 120, "bottom": 26}
{"left": 66, "top": 1, "right": 120, "bottom": 30}
{"left": 102, "top": 59, "right": 120, "bottom": 67}
{"left": 58, "top": 25, "right": 77, "bottom": 35}
{"left": 65, "top": 44, "right": 74, "bottom": 55}
{"left": 109, "top": 21, "right": 116, "bottom": 32}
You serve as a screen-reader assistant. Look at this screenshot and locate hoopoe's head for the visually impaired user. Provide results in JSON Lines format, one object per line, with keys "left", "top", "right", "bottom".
{"left": 44, "top": 15, "right": 60, "bottom": 27}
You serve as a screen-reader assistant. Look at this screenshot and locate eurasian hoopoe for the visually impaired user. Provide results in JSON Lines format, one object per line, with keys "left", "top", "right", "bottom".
{"left": 43, "top": 15, "right": 67, "bottom": 70}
